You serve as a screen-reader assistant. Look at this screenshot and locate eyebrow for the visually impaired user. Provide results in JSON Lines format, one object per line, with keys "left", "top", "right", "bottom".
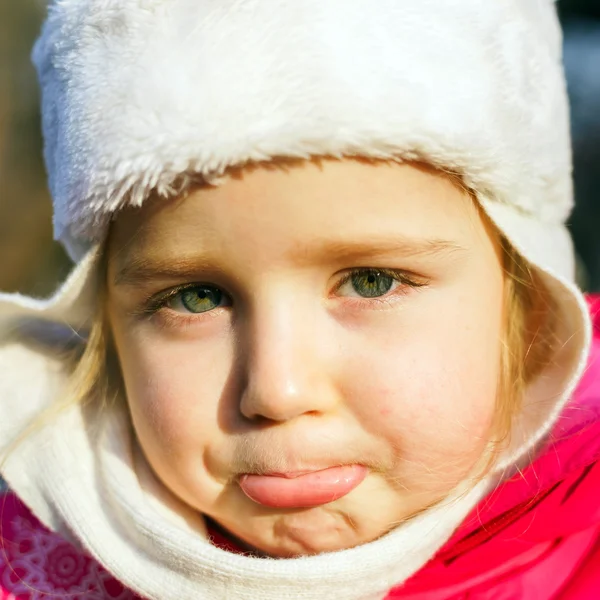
{"left": 113, "top": 255, "right": 219, "bottom": 287}
{"left": 288, "top": 238, "right": 466, "bottom": 265}
{"left": 112, "top": 238, "right": 466, "bottom": 287}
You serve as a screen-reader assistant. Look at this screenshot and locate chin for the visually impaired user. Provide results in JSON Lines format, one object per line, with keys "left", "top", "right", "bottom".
{"left": 239, "top": 504, "right": 392, "bottom": 557}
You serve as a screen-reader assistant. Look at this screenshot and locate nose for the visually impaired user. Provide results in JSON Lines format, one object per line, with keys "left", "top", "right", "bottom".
{"left": 238, "top": 296, "right": 340, "bottom": 423}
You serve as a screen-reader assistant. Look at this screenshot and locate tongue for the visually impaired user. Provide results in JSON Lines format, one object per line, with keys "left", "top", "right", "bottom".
{"left": 239, "top": 465, "right": 368, "bottom": 508}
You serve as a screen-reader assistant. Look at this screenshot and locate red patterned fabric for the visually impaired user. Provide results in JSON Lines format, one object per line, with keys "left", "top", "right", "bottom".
{"left": 0, "top": 493, "right": 141, "bottom": 599}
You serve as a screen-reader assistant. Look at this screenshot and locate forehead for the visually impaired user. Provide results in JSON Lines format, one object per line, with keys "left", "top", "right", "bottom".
{"left": 108, "top": 159, "right": 484, "bottom": 268}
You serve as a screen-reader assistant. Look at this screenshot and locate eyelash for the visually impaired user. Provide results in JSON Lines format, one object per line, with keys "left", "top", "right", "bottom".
{"left": 136, "top": 268, "right": 427, "bottom": 321}
{"left": 333, "top": 268, "right": 425, "bottom": 301}
{"left": 138, "top": 283, "right": 218, "bottom": 316}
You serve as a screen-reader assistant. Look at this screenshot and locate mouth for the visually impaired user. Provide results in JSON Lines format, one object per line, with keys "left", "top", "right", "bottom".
{"left": 238, "top": 465, "right": 368, "bottom": 509}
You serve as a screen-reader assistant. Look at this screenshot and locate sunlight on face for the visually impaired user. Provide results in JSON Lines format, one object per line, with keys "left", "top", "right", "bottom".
{"left": 107, "top": 159, "right": 505, "bottom": 557}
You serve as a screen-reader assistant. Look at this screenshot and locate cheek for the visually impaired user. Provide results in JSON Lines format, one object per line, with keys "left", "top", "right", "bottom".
{"left": 343, "top": 292, "right": 502, "bottom": 485}
{"left": 114, "top": 329, "right": 233, "bottom": 479}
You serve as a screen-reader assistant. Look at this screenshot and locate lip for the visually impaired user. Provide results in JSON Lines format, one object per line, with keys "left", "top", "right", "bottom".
{"left": 265, "top": 471, "right": 321, "bottom": 478}
{"left": 239, "top": 465, "right": 368, "bottom": 509}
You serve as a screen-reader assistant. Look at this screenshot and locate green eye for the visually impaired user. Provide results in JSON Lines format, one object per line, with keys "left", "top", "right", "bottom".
{"left": 351, "top": 270, "right": 394, "bottom": 298}
{"left": 171, "top": 286, "right": 224, "bottom": 314}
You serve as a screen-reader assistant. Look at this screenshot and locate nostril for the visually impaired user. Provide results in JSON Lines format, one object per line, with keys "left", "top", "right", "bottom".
{"left": 304, "top": 410, "right": 320, "bottom": 417}
{"left": 239, "top": 393, "right": 327, "bottom": 424}
{"left": 245, "top": 413, "right": 272, "bottom": 426}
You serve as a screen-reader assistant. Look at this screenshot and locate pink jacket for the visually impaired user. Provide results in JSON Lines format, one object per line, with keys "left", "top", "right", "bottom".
{"left": 2, "top": 296, "right": 599, "bottom": 600}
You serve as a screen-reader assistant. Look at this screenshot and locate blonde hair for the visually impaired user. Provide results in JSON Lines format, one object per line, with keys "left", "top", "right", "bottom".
{"left": 0, "top": 218, "right": 555, "bottom": 574}
{"left": 62, "top": 237, "right": 550, "bottom": 443}
{"left": 65, "top": 162, "right": 554, "bottom": 444}
{"left": 0, "top": 202, "right": 553, "bottom": 477}
{"left": 494, "top": 239, "right": 554, "bottom": 446}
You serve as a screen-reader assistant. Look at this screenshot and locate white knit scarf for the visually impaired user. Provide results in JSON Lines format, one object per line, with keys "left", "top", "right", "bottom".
{"left": 0, "top": 248, "right": 591, "bottom": 600}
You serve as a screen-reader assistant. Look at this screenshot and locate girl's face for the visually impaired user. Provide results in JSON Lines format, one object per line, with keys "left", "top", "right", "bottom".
{"left": 107, "top": 159, "right": 505, "bottom": 557}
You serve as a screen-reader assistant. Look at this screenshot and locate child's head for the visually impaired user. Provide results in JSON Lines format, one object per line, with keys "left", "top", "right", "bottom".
{"left": 73, "top": 157, "right": 535, "bottom": 556}
{"left": 0, "top": 0, "right": 593, "bottom": 595}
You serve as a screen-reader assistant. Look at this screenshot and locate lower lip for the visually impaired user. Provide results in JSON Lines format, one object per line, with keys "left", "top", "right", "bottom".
{"left": 239, "top": 465, "right": 368, "bottom": 509}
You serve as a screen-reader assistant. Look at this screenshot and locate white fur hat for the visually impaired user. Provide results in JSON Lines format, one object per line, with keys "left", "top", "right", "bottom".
{"left": 0, "top": 2, "right": 592, "bottom": 599}
{"left": 36, "top": 0, "right": 571, "bottom": 261}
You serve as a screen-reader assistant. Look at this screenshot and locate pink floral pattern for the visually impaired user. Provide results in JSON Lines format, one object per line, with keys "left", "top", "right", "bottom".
{"left": 0, "top": 493, "right": 141, "bottom": 599}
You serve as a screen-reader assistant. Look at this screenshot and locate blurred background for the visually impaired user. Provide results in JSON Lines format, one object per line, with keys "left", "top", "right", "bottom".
{"left": 0, "top": 1, "right": 599, "bottom": 296}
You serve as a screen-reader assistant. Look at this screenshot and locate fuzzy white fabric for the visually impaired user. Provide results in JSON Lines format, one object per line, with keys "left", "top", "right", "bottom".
{"left": 0, "top": 250, "right": 590, "bottom": 600}
{"left": 0, "top": 0, "right": 594, "bottom": 599}
{"left": 34, "top": 0, "right": 570, "bottom": 261}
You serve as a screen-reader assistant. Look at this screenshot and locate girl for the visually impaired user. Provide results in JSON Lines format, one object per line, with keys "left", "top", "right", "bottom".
{"left": 1, "top": 1, "right": 599, "bottom": 598}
